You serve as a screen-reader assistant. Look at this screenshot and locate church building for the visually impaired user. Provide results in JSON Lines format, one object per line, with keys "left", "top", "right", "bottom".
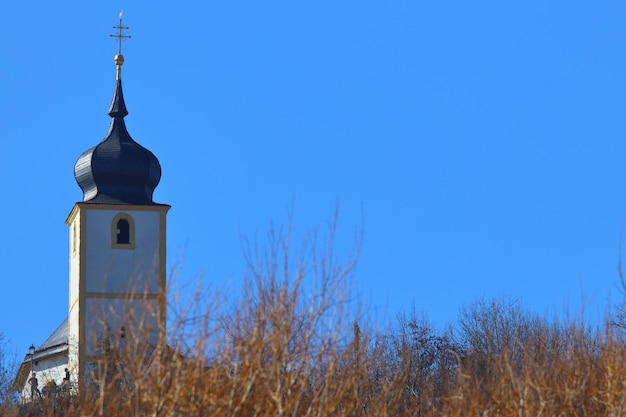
{"left": 13, "top": 15, "right": 168, "bottom": 400}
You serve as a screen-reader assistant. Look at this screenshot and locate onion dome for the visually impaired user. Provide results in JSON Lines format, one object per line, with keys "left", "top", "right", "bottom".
{"left": 74, "top": 51, "right": 161, "bottom": 205}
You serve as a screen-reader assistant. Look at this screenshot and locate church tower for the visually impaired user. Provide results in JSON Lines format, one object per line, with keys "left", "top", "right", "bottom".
{"left": 65, "top": 15, "right": 169, "bottom": 388}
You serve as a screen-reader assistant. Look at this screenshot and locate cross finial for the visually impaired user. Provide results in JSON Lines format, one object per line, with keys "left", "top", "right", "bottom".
{"left": 110, "top": 10, "right": 131, "bottom": 55}
{"left": 110, "top": 11, "right": 130, "bottom": 80}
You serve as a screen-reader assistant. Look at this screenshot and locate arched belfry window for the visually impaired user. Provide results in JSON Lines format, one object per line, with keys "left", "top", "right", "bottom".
{"left": 117, "top": 219, "right": 130, "bottom": 244}
{"left": 111, "top": 213, "right": 135, "bottom": 249}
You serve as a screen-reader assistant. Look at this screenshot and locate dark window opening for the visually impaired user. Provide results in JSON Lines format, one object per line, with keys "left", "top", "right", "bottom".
{"left": 117, "top": 219, "right": 130, "bottom": 244}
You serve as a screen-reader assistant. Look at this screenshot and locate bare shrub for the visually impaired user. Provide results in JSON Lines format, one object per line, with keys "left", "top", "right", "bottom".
{"left": 10, "top": 227, "right": 626, "bottom": 416}
{"left": 0, "top": 333, "right": 18, "bottom": 413}
{"left": 10, "top": 211, "right": 382, "bottom": 417}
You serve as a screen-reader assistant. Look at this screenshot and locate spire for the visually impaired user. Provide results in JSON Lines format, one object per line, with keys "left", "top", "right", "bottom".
{"left": 73, "top": 13, "right": 162, "bottom": 205}
{"left": 108, "top": 79, "right": 128, "bottom": 118}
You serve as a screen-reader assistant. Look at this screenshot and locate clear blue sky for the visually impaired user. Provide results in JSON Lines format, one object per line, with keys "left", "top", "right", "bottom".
{"left": 2, "top": 1, "right": 626, "bottom": 358}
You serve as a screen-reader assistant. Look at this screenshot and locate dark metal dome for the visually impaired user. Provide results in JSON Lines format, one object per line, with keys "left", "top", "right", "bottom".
{"left": 74, "top": 78, "right": 161, "bottom": 205}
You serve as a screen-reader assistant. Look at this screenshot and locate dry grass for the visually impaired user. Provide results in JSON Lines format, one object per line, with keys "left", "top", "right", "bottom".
{"left": 7, "top": 220, "right": 626, "bottom": 416}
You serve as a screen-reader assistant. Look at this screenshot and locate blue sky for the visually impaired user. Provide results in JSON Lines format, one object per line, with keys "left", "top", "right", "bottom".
{"left": 3, "top": 1, "right": 626, "bottom": 357}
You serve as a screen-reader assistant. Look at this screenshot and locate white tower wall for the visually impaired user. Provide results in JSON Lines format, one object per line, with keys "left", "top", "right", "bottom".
{"left": 66, "top": 203, "right": 169, "bottom": 389}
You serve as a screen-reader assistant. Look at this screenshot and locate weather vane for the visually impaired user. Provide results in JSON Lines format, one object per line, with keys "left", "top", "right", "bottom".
{"left": 110, "top": 10, "right": 131, "bottom": 55}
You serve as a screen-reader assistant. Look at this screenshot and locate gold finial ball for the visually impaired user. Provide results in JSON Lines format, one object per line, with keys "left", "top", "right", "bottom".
{"left": 114, "top": 54, "right": 125, "bottom": 66}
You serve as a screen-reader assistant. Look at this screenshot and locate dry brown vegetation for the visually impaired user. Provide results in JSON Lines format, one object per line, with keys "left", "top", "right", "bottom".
{"left": 5, "top": 220, "right": 626, "bottom": 416}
